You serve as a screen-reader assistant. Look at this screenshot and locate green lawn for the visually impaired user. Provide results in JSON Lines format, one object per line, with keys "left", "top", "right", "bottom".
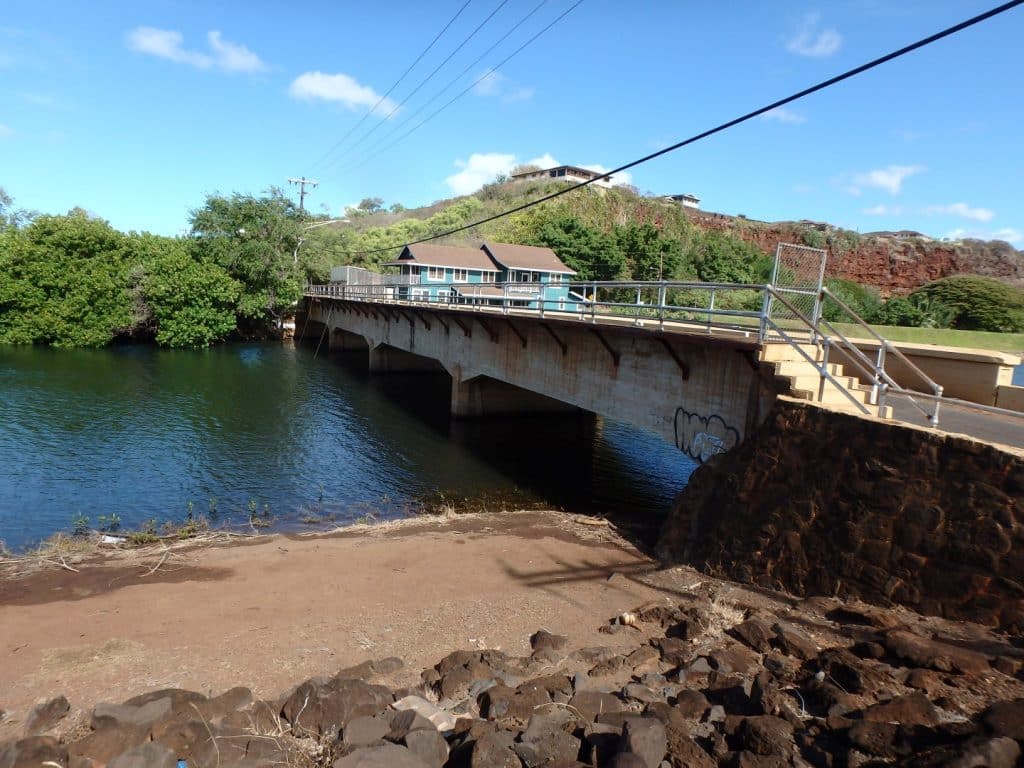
{"left": 830, "top": 323, "right": 1024, "bottom": 355}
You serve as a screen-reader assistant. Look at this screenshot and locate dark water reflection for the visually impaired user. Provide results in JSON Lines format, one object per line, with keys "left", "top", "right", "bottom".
{"left": 0, "top": 343, "right": 696, "bottom": 551}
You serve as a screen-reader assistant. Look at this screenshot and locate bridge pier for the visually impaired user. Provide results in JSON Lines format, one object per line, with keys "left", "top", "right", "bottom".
{"left": 368, "top": 344, "right": 447, "bottom": 374}
{"left": 451, "top": 373, "right": 580, "bottom": 418}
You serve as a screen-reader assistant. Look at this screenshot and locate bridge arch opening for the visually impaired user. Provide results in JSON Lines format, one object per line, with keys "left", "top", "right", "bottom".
{"left": 330, "top": 328, "right": 369, "bottom": 353}
{"left": 368, "top": 344, "right": 447, "bottom": 374}
{"left": 451, "top": 374, "right": 582, "bottom": 419}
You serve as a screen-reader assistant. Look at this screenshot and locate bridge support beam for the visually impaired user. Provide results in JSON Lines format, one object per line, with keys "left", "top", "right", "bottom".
{"left": 368, "top": 344, "right": 447, "bottom": 373}
{"left": 450, "top": 373, "right": 580, "bottom": 418}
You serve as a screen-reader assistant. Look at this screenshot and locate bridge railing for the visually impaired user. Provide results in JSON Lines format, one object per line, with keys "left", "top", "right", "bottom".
{"left": 306, "top": 279, "right": 773, "bottom": 336}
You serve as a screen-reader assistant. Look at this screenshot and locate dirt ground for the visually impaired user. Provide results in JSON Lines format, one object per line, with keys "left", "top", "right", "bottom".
{"left": 0, "top": 511, "right": 680, "bottom": 738}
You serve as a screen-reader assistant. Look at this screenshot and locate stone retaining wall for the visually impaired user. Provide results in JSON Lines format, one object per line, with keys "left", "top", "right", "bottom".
{"left": 657, "top": 397, "right": 1024, "bottom": 631}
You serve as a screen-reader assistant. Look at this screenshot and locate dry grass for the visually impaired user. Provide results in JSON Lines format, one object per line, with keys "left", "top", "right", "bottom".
{"left": 705, "top": 593, "right": 746, "bottom": 640}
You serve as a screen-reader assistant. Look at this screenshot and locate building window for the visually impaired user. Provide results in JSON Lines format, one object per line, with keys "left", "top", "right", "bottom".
{"left": 427, "top": 267, "right": 445, "bottom": 281}
{"left": 453, "top": 269, "right": 468, "bottom": 282}
{"left": 550, "top": 274, "right": 563, "bottom": 283}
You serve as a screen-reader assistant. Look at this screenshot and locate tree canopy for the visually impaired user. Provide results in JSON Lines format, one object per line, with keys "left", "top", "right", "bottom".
{"left": 188, "top": 189, "right": 305, "bottom": 329}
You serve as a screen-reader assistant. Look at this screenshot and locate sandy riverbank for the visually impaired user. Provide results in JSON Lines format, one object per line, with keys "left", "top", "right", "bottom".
{"left": 0, "top": 511, "right": 669, "bottom": 736}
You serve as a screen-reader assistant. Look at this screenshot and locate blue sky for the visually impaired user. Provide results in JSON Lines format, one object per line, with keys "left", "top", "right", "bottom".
{"left": 1, "top": 1, "right": 1022, "bottom": 246}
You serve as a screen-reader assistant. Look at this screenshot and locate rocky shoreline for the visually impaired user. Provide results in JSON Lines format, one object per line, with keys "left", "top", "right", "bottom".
{"left": 4, "top": 583, "right": 1023, "bottom": 768}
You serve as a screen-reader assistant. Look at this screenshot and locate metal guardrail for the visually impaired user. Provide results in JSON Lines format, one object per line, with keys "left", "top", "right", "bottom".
{"left": 305, "top": 278, "right": 1024, "bottom": 431}
{"left": 306, "top": 279, "right": 769, "bottom": 335}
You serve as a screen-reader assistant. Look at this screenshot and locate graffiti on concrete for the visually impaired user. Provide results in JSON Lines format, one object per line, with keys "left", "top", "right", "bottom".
{"left": 674, "top": 408, "right": 740, "bottom": 463}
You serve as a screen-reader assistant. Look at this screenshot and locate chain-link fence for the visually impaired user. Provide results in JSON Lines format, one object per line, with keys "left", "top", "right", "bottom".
{"left": 763, "top": 242, "right": 827, "bottom": 340}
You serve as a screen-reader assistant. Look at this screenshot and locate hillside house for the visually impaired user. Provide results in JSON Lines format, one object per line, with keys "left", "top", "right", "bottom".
{"left": 510, "top": 165, "right": 614, "bottom": 189}
{"left": 665, "top": 193, "right": 701, "bottom": 209}
{"left": 381, "top": 241, "right": 577, "bottom": 309}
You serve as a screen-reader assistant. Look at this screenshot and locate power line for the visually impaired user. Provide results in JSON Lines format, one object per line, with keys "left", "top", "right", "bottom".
{"left": 324, "top": 0, "right": 512, "bottom": 170}
{"left": 342, "top": 0, "right": 1024, "bottom": 258}
{"left": 337, "top": 0, "right": 584, "bottom": 177}
{"left": 307, "top": 0, "right": 474, "bottom": 173}
{"left": 330, "top": 0, "right": 551, "bottom": 177}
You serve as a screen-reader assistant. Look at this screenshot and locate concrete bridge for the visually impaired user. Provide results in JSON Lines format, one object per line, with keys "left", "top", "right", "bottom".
{"left": 299, "top": 255, "right": 1024, "bottom": 459}
{"left": 299, "top": 283, "right": 783, "bottom": 463}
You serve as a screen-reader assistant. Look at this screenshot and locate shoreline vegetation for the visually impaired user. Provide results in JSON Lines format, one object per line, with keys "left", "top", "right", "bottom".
{"left": 0, "top": 489, "right": 576, "bottom": 571}
{"left": 0, "top": 508, "right": 615, "bottom": 589}
{"left": 4, "top": 183, "right": 1024, "bottom": 353}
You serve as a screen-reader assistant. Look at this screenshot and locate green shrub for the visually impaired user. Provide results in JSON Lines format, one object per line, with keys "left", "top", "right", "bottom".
{"left": 822, "top": 278, "right": 882, "bottom": 323}
{"left": 910, "top": 276, "right": 1024, "bottom": 332}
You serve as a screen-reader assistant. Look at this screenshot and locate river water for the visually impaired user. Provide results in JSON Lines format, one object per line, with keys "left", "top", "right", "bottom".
{"left": 0, "top": 343, "right": 696, "bottom": 551}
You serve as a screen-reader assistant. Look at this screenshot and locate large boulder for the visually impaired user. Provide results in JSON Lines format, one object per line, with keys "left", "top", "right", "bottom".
{"left": 0, "top": 735, "right": 69, "bottom": 768}
{"left": 23, "top": 696, "right": 70, "bottom": 736}
{"left": 281, "top": 677, "right": 393, "bottom": 738}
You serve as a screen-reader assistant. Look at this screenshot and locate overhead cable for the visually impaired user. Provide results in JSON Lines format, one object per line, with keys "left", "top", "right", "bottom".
{"left": 307, "top": 0, "right": 475, "bottom": 172}
{"left": 343, "top": 0, "right": 1024, "bottom": 257}
{"left": 338, "top": 0, "right": 583, "bottom": 176}
{"left": 325, "top": 0, "right": 513, "bottom": 168}
{"left": 330, "top": 0, "right": 551, "bottom": 175}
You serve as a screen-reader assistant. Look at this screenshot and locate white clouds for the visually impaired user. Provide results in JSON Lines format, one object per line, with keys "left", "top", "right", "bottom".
{"left": 446, "top": 152, "right": 518, "bottom": 195}
{"left": 993, "top": 228, "right": 1023, "bottom": 244}
{"left": 288, "top": 72, "right": 397, "bottom": 116}
{"left": 923, "top": 202, "right": 994, "bottom": 222}
{"left": 863, "top": 204, "right": 903, "bottom": 216}
{"left": 866, "top": 201, "right": 996, "bottom": 223}
{"left": 848, "top": 164, "right": 924, "bottom": 195}
{"left": 786, "top": 13, "right": 842, "bottom": 57}
{"left": 582, "top": 163, "right": 633, "bottom": 188}
{"left": 444, "top": 153, "right": 631, "bottom": 195}
{"left": 0, "top": 123, "right": 12, "bottom": 138}
{"left": 472, "top": 70, "right": 534, "bottom": 103}
{"left": 524, "top": 153, "right": 559, "bottom": 170}
{"left": 125, "top": 27, "right": 266, "bottom": 73}
{"left": 943, "top": 227, "right": 1022, "bottom": 244}
{"left": 127, "top": 27, "right": 209, "bottom": 68}
{"left": 206, "top": 30, "right": 265, "bottom": 73}
{"left": 761, "top": 107, "right": 806, "bottom": 125}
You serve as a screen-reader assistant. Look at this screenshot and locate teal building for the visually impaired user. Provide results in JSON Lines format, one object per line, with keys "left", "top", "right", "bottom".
{"left": 385, "top": 241, "right": 578, "bottom": 310}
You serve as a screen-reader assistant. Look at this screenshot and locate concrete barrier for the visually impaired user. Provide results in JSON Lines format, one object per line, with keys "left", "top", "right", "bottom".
{"left": 996, "top": 384, "right": 1024, "bottom": 412}
{"left": 833, "top": 340, "right": 1019, "bottom": 406}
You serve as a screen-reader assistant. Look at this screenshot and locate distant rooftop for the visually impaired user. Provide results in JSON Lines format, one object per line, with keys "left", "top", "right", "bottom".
{"left": 509, "top": 165, "right": 614, "bottom": 186}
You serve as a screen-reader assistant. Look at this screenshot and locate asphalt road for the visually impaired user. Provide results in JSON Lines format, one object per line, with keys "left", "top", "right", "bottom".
{"left": 888, "top": 393, "right": 1024, "bottom": 451}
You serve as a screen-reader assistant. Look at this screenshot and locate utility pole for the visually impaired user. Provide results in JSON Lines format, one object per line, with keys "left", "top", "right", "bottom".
{"left": 288, "top": 177, "right": 319, "bottom": 212}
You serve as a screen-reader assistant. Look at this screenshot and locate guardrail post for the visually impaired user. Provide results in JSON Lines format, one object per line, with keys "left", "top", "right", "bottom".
{"left": 758, "top": 284, "right": 772, "bottom": 342}
{"left": 819, "top": 337, "right": 831, "bottom": 401}
{"left": 872, "top": 343, "right": 886, "bottom": 406}
{"left": 932, "top": 385, "right": 943, "bottom": 428}
{"left": 707, "top": 289, "right": 716, "bottom": 333}
{"left": 591, "top": 282, "right": 597, "bottom": 323}
{"left": 658, "top": 284, "right": 666, "bottom": 331}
